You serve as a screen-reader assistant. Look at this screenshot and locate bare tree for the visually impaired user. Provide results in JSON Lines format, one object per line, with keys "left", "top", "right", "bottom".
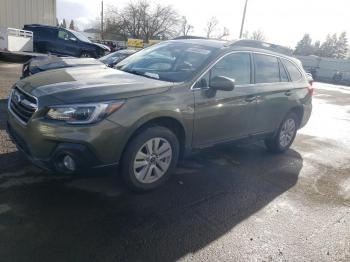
{"left": 205, "top": 17, "right": 219, "bottom": 38}
{"left": 116, "top": 0, "right": 179, "bottom": 42}
{"left": 241, "top": 30, "right": 266, "bottom": 41}
{"left": 98, "top": 1, "right": 180, "bottom": 41}
{"left": 217, "top": 27, "right": 229, "bottom": 39}
{"left": 179, "top": 16, "right": 193, "bottom": 36}
{"left": 251, "top": 30, "right": 266, "bottom": 41}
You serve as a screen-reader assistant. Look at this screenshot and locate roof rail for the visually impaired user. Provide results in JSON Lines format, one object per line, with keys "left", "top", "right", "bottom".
{"left": 227, "top": 39, "right": 293, "bottom": 56}
{"left": 172, "top": 35, "right": 208, "bottom": 40}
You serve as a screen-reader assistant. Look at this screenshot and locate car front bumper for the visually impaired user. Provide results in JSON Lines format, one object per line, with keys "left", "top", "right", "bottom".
{"left": 7, "top": 112, "right": 126, "bottom": 173}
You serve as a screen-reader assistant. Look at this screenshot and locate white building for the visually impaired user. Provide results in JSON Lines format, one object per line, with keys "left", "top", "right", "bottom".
{"left": 0, "top": 0, "right": 56, "bottom": 29}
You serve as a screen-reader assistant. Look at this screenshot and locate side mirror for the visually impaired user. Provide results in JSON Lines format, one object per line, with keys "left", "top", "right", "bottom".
{"left": 69, "top": 37, "right": 77, "bottom": 42}
{"left": 210, "top": 76, "right": 235, "bottom": 91}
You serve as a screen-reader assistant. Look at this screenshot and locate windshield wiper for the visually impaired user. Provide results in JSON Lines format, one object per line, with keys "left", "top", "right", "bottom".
{"left": 121, "top": 69, "right": 159, "bottom": 80}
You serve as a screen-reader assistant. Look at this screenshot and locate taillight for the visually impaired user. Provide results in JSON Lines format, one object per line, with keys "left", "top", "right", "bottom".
{"left": 308, "top": 84, "right": 314, "bottom": 96}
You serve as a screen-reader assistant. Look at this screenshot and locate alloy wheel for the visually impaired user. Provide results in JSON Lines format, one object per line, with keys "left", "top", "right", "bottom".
{"left": 133, "top": 137, "right": 172, "bottom": 184}
{"left": 279, "top": 118, "right": 296, "bottom": 147}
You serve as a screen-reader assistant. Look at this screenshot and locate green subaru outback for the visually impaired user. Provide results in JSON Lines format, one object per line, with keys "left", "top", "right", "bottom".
{"left": 7, "top": 39, "right": 312, "bottom": 191}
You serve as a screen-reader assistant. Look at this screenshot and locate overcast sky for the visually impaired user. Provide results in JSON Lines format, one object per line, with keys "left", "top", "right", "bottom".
{"left": 57, "top": 0, "right": 349, "bottom": 48}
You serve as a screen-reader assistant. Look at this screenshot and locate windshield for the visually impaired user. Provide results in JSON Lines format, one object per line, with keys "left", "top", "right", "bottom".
{"left": 69, "top": 30, "right": 92, "bottom": 43}
{"left": 99, "top": 52, "right": 126, "bottom": 65}
{"left": 116, "top": 42, "right": 219, "bottom": 82}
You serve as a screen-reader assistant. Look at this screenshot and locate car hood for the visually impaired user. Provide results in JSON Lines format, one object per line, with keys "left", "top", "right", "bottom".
{"left": 93, "top": 42, "right": 111, "bottom": 51}
{"left": 30, "top": 56, "right": 103, "bottom": 71}
{"left": 16, "top": 66, "right": 173, "bottom": 104}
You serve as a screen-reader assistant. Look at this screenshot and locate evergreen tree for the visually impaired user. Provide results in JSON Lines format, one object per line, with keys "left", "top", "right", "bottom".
{"left": 313, "top": 40, "right": 321, "bottom": 56}
{"left": 294, "top": 34, "right": 314, "bottom": 55}
{"left": 61, "top": 19, "right": 67, "bottom": 28}
{"left": 319, "top": 34, "right": 337, "bottom": 58}
{"left": 335, "top": 32, "right": 348, "bottom": 59}
{"left": 69, "top": 20, "right": 75, "bottom": 30}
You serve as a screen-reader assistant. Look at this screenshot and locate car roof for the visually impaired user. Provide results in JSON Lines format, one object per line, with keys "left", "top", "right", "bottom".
{"left": 24, "top": 24, "right": 58, "bottom": 29}
{"left": 169, "top": 38, "right": 300, "bottom": 66}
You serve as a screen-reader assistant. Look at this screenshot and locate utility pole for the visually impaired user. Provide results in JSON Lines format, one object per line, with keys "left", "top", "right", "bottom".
{"left": 239, "top": 0, "right": 248, "bottom": 38}
{"left": 101, "top": 1, "right": 104, "bottom": 40}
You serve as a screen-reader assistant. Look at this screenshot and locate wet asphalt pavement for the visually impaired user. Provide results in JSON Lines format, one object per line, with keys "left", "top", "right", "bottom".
{"left": 0, "top": 62, "right": 349, "bottom": 262}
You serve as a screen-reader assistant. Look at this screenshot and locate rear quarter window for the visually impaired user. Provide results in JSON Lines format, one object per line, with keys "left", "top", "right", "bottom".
{"left": 283, "top": 59, "right": 303, "bottom": 81}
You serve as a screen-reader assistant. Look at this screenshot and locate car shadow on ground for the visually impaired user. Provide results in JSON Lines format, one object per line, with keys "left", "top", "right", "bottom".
{"left": 0, "top": 98, "right": 9, "bottom": 131}
{"left": 0, "top": 142, "right": 303, "bottom": 262}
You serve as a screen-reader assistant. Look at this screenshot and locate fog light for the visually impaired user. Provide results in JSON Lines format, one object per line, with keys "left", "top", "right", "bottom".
{"left": 63, "top": 155, "right": 76, "bottom": 171}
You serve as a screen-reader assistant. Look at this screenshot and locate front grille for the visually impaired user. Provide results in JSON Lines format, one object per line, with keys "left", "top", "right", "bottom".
{"left": 9, "top": 87, "right": 38, "bottom": 124}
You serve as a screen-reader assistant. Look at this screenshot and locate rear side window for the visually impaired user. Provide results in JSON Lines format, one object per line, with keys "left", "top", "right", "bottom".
{"left": 210, "top": 52, "right": 251, "bottom": 85}
{"left": 30, "top": 27, "right": 56, "bottom": 39}
{"left": 254, "top": 54, "right": 280, "bottom": 83}
{"left": 283, "top": 59, "right": 302, "bottom": 81}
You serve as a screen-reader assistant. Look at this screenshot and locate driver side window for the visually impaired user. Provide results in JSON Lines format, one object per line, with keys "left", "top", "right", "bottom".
{"left": 58, "top": 30, "right": 73, "bottom": 40}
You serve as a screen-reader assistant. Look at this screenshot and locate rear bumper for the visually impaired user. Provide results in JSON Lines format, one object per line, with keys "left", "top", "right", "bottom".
{"left": 300, "top": 102, "right": 312, "bottom": 129}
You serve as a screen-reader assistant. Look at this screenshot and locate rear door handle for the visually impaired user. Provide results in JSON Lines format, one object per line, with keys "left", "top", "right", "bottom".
{"left": 245, "top": 96, "right": 256, "bottom": 103}
{"left": 285, "top": 90, "right": 292, "bottom": 96}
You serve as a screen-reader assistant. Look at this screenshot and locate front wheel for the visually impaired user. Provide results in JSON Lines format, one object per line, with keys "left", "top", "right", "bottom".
{"left": 80, "top": 51, "right": 94, "bottom": 58}
{"left": 265, "top": 112, "right": 299, "bottom": 153}
{"left": 120, "top": 126, "right": 179, "bottom": 192}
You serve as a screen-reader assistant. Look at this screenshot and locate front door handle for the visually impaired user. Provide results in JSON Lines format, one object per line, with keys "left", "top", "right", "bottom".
{"left": 245, "top": 96, "right": 256, "bottom": 103}
{"left": 285, "top": 90, "right": 292, "bottom": 96}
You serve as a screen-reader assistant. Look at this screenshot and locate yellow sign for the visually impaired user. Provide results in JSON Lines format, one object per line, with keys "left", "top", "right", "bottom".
{"left": 127, "top": 38, "right": 144, "bottom": 48}
{"left": 148, "top": 39, "right": 162, "bottom": 46}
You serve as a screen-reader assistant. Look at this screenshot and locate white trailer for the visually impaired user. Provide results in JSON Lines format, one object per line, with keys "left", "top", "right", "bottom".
{"left": 0, "top": 27, "right": 33, "bottom": 52}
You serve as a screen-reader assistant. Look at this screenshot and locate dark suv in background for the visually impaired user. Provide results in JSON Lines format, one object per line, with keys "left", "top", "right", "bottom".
{"left": 23, "top": 24, "right": 110, "bottom": 58}
{"left": 21, "top": 49, "right": 137, "bottom": 78}
{"left": 7, "top": 39, "right": 313, "bottom": 191}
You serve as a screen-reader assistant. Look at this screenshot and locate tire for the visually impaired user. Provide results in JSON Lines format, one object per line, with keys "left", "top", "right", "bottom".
{"left": 265, "top": 112, "right": 299, "bottom": 153}
{"left": 120, "top": 126, "right": 180, "bottom": 192}
{"left": 80, "top": 51, "right": 93, "bottom": 58}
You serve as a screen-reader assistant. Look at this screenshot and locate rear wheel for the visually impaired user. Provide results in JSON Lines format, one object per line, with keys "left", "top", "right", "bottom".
{"left": 265, "top": 112, "right": 299, "bottom": 153}
{"left": 120, "top": 126, "right": 179, "bottom": 192}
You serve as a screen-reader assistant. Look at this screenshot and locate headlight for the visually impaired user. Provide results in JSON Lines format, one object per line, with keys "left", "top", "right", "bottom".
{"left": 46, "top": 101, "right": 124, "bottom": 124}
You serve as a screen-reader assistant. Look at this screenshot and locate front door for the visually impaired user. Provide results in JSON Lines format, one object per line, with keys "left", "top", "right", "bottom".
{"left": 192, "top": 52, "right": 257, "bottom": 147}
{"left": 56, "top": 29, "right": 79, "bottom": 56}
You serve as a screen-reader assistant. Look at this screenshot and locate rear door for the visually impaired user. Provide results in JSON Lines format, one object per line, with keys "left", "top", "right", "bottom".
{"left": 252, "top": 53, "right": 294, "bottom": 134}
{"left": 192, "top": 51, "right": 257, "bottom": 147}
{"left": 43, "top": 28, "right": 58, "bottom": 53}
